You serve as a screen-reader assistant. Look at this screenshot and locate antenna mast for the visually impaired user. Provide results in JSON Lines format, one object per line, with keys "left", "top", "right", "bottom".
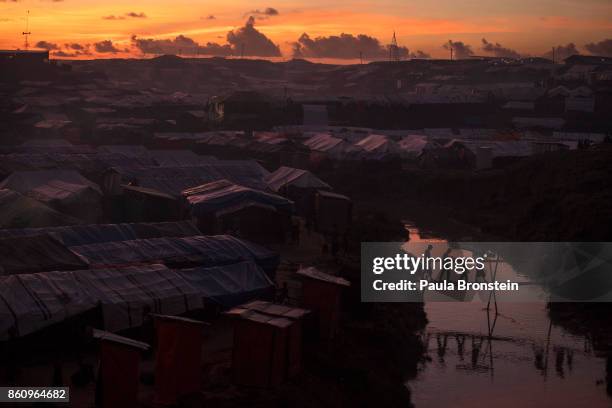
{"left": 22, "top": 10, "right": 32, "bottom": 50}
{"left": 389, "top": 31, "right": 400, "bottom": 62}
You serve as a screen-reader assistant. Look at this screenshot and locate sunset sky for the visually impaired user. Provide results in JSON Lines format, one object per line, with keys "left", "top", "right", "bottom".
{"left": 0, "top": 0, "right": 611, "bottom": 60}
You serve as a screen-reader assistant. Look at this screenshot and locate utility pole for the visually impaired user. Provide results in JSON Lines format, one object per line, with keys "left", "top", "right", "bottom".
{"left": 22, "top": 10, "right": 31, "bottom": 50}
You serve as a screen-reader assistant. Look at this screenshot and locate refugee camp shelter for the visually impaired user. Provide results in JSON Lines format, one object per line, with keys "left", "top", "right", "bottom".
{"left": 314, "top": 190, "right": 352, "bottom": 234}
{"left": 0, "top": 169, "right": 103, "bottom": 223}
{"left": 231, "top": 300, "right": 311, "bottom": 378}
{"left": 296, "top": 267, "right": 350, "bottom": 340}
{"left": 265, "top": 166, "right": 331, "bottom": 218}
{"left": 0, "top": 189, "right": 80, "bottom": 228}
{"left": 118, "top": 184, "right": 182, "bottom": 223}
{"left": 0, "top": 260, "right": 274, "bottom": 340}
{"left": 303, "top": 133, "right": 360, "bottom": 160}
{"left": 69, "top": 234, "right": 279, "bottom": 277}
{"left": 105, "top": 161, "right": 270, "bottom": 197}
{"left": 227, "top": 308, "right": 293, "bottom": 388}
{"left": 354, "top": 134, "right": 402, "bottom": 159}
{"left": 418, "top": 139, "right": 476, "bottom": 169}
{"left": 397, "top": 135, "right": 434, "bottom": 158}
{"left": 0, "top": 220, "right": 201, "bottom": 246}
{"left": 0, "top": 234, "right": 88, "bottom": 275}
{"left": 183, "top": 180, "right": 293, "bottom": 244}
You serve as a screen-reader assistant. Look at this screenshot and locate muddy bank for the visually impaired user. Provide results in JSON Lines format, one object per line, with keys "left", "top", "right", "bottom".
{"left": 319, "top": 145, "right": 612, "bottom": 241}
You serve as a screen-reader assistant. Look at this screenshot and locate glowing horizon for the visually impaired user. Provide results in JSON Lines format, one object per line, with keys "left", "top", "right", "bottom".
{"left": 0, "top": 1, "right": 611, "bottom": 61}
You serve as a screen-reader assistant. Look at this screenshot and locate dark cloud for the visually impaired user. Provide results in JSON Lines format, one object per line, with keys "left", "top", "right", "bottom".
{"left": 443, "top": 40, "right": 473, "bottom": 59}
{"left": 481, "top": 38, "right": 521, "bottom": 59}
{"left": 94, "top": 40, "right": 121, "bottom": 53}
{"left": 202, "top": 15, "right": 216, "bottom": 20}
{"left": 35, "top": 41, "right": 59, "bottom": 50}
{"left": 103, "top": 12, "right": 147, "bottom": 20}
{"left": 409, "top": 50, "right": 431, "bottom": 59}
{"left": 131, "top": 17, "right": 279, "bottom": 57}
{"left": 52, "top": 50, "right": 77, "bottom": 58}
{"left": 226, "top": 16, "right": 281, "bottom": 57}
{"left": 543, "top": 43, "right": 580, "bottom": 61}
{"left": 126, "top": 12, "right": 147, "bottom": 18}
{"left": 131, "top": 34, "right": 232, "bottom": 56}
{"left": 585, "top": 38, "right": 612, "bottom": 57}
{"left": 248, "top": 7, "right": 279, "bottom": 18}
{"left": 292, "top": 32, "right": 409, "bottom": 60}
{"left": 65, "top": 42, "right": 85, "bottom": 51}
{"left": 50, "top": 43, "right": 92, "bottom": 58}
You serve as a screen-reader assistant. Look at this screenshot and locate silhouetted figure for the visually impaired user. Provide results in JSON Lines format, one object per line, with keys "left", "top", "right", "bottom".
{"left": 555, "top": 347, "right": 565, "bottom": 378}
{"left": 456, "top": 334, "right": 466, "bottom": 361}
{"left": 566, "top": 349, "right": 573, "bottom": 373}
{"left": 436, "top": 334, "right": 448, "bottom": 362}
{"left": 533, "top": 345, "right": 545, "bottom": 372}
{"left": 471, "top": 336, "right": 483, "bottom": 368}
{"left": 291, "top": 218, "right": 300, "bottom": 245}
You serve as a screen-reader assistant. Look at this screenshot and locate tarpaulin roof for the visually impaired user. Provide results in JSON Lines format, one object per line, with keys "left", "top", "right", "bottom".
{"left": 462, "top": 140, "right": 534, "bottom": 158}
{"left": 97, "top": 145, "right": 150, "bottom": 158}
{"left": 0, "top": 260, "right": 273, "bottom": 339}
{"left": 149, "top": 150, "right": 217, "bottom": 167}
{"left": 21, "top": 139, "right": 74, "bottom": 148}
{"left": 0, "top": 170, "right": 102, "bottom": 207}
{"left": 355, "top": 134, "right": 401, "bottom": 156}
{"left": 512, "top": 117, "right": 565, "bottom": 129}
{"left": 0, "top": 189, "right": 80, "bottom": 229}
{"left": 234, "top": 300, "right": 310, "bottom": 319}
{"left": 177, "top": 261, "right": 273, "bottom": 307}
{"left": 398, "top": 135, "right": 434, "bottom": 155}
{"left": 296, "top": 266, "right": 350, "bottom": 286}
{"left": 112, "top": 162, "right": 270, "bottom": 196}
{"left": 0, "top": 234, "right": 89, "bottom": 276}
{"left": 0, "top": 152, "right": 155, "bottom": 174}
{"left": 0, "top": 170, "right": 101, "bottom": 195}
{"left": 303, "top": 133, "right": 344, "bottom": 151}
{"left": 70, "top": 235, "right": 279, "bottom": 276}
{"left": 0, "top": 221, "right": 201, "bottom": 247}
{"left": 265, "top": 166, "right": 331, "bottom": 192}
{"left": 74, "top": 264, "right": 202, "bottom": 333}
{"left": 303, "top": 133, "right": 363, "bottom": 158}
{"left": 254, "top": 131, "right": 289, "bottom": 145}
{"left": 317, "top": 189, "right": 351, "bottom": 202}
{"left": 183, "top": 179, "right": 293, "bottom": 216}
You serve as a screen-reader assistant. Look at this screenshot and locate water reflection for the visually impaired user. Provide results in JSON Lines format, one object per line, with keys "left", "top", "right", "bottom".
{"left": 404, "top": 225, "right": 611, "bottom": 407}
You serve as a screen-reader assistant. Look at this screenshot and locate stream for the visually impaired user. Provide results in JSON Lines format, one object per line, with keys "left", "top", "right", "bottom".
{"left": 403, "top": 226, "right": 611, "bottom": 407}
